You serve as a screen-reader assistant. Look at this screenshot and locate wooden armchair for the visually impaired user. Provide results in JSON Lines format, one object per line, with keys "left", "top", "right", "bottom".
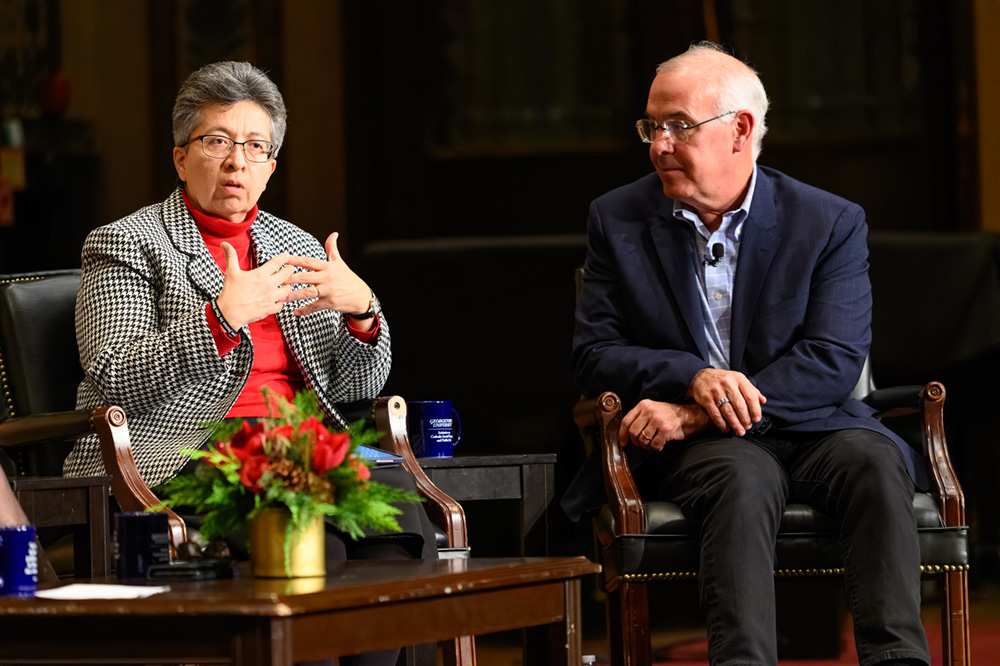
{"left": 575, "top": 379, "right": 970, "bottom": 666}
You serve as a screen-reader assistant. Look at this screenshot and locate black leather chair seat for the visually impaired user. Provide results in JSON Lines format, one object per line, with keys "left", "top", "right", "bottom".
{"left": 598, "top": 491, "right": 968, "bottom": 585}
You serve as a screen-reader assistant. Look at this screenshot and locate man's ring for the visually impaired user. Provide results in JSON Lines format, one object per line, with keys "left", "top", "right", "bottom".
{"left": 717, "top": 397, "right": 730, "bottom": 408}
{"left": 640, "top": 431, "right": 652, "bottom": 442}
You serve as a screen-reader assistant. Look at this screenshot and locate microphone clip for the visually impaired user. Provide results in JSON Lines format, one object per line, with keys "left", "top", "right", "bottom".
{"left": 703, "top": 242, "right": 725, "bottom": 267}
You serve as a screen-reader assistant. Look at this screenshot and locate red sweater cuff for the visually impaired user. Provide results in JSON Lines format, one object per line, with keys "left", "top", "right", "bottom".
{"left": 346, "top": 314, "right": 380, "bottom": 344}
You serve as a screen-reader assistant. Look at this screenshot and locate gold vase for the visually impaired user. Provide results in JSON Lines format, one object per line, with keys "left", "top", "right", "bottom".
{"left": 249, "top": 508, "right": 326, "bottom": 578}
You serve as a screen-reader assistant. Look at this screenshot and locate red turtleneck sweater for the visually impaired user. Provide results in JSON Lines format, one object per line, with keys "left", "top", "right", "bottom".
{"left": 183, "top": 192, "right": 377, "bottom": 417}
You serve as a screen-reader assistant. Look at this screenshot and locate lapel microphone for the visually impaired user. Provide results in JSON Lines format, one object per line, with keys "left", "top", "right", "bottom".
{"left": 703, "top": 242, "right": 724, "bottom": 266}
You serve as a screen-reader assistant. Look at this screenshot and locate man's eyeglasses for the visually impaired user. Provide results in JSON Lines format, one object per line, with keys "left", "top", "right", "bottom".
{"left": 635, "top": 111, "right": 737, "bottom": 144}
{"left": 186, "top": 134, "right": 276, "bottom": 163}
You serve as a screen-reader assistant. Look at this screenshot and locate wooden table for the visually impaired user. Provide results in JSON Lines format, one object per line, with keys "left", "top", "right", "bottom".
{"left": 0, "top": 556, "right": 599, "bottom": 665}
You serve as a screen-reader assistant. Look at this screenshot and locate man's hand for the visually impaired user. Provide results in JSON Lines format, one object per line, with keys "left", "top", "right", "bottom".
{"left": 620, "top": 400, "right": 710, "bottom": 451}
{"left": 216, "top": 243, "right": 296, "bottom": 330}
{"left": 283, "top": 232, "right": 373, "bottom": 328}
{"left": 687, "top": 367, "right": 766, "bottom": 436}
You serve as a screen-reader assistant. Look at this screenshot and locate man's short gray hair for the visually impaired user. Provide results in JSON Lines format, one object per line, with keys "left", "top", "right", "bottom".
{"left": 656, "top": 41, "right": 770, "bottom": 160}
{"left": 172, "top": 61, "right": 287, "bottom": 154}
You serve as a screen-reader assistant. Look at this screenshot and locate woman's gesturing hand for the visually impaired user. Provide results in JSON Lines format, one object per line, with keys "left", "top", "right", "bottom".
{"left": 283, "top": 232, "right": 373, "bottom": 323}
{"left": 215, "top": 242, "right": 296, "bottom": 330}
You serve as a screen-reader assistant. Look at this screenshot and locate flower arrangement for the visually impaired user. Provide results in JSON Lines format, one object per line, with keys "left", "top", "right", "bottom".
{"left": 157, "top": 389, "right": 420, "bottom": 572}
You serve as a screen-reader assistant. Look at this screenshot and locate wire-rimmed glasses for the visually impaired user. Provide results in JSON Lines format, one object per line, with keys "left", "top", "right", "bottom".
{"left": 635, "top": 111, "right": 737, "bottom": 144}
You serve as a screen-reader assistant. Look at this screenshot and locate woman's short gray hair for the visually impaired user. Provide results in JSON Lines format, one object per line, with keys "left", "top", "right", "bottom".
{"left": 656, "top": 41, "right": 770, "bottom": 160}
{"left": 172, "top": 61, "right": 287, "bottom": 154}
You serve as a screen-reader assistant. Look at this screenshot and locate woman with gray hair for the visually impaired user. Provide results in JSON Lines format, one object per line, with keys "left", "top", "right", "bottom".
{"left": 64, "top": 62, "right": 417, "bottom": 666}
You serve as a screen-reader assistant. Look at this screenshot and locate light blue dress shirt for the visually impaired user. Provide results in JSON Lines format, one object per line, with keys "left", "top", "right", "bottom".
{"left": 672, "top": 166, "right": 758, "bottom": 370}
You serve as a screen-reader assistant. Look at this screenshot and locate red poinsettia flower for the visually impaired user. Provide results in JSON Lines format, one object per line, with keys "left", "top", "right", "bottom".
{"left": 239, "top": 454, "right": 271, "bottom": 492}
{"left": 227, "top": 421, "right": 267, "bottom": 462}
{"left": 300, "top": 417, "right": 351, "bottom": 474}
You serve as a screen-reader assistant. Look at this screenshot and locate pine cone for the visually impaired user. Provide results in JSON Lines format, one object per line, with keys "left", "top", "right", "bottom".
{"left": 308, "top": 473, "right": 334, "bottom": 501}
{"left": 271, "top": 459, "right": 307, "bottom": 492}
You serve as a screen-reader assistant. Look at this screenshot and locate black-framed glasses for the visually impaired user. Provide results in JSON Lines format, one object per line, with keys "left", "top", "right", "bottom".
{"left": 635, "top": 110, "right": 737, "bottom": 144}
{"left": 186, "top": 134, "right": 276, "bottom": 162}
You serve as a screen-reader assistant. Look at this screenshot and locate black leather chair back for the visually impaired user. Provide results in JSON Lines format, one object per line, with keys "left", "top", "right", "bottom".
{"left": 0, "top": 270, "right": 83, "bottom": 475}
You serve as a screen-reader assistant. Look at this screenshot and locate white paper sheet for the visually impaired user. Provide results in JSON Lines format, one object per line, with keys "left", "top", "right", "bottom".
{"left": 34, "top": 583, "right": 171, "bottom": 600}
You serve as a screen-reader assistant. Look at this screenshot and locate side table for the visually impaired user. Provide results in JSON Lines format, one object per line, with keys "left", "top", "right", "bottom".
{"left": 417, "top": 454, "right": 556, "bottom": 556}
{"left": 11, "top": 474, "right": 111, "bottom": 577}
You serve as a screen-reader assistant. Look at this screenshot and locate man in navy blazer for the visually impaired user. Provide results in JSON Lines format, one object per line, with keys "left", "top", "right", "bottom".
{"left": 566, "top": 42, "right": 929, "bottom": 666}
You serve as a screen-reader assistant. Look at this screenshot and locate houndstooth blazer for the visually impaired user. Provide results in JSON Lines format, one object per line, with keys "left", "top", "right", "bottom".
{"left": 63, "top": 188, "right": 391, "bottom": 488}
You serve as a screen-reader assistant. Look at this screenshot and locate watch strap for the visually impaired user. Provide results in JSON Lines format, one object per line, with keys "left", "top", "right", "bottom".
{"left": 347, "top": 293, "right": 379, "bottom": 320}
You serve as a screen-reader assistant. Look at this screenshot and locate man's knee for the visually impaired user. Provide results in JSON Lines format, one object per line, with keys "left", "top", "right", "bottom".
{"left": 819, "top": 431, "right": 914, "bottom": 508}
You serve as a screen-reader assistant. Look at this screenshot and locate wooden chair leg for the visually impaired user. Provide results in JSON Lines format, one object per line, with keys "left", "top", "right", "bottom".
{"left": 941, "top": 570, "right": 970, "bottom": 666}
{"left": 607, "top": 582, "right": 651, "bottom": 666}
{"left": 441, "top": 636, "right": 476, "bottom": 666}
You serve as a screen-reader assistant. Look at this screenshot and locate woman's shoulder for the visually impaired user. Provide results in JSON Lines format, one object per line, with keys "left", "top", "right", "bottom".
{"left": 85, "top": 198, "right": 172, "bottom": 248}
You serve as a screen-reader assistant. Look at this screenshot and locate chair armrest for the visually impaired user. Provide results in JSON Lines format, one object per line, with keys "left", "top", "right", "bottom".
{"left": 862, "top": 385, "right": 925, "bottom": 415}
{"left": 0, "top": 409, "right": 96, "bottom": 448}
{"left": 575, "top": 392, "right": 645, "bottom": 540}
{"left": 916, "top": 382, "right": 965, "bottom": 526}
{"left": 92, "top": 406, "right": 187, "bottom": 556}
{"left": 869, "top": 382, "right": 964, "bottom": 527}
{"left": 0, "top": 406, "right": 188, "bottom": 558}
{"left": 374, "top": 396, "right": 468, "bottom": 549}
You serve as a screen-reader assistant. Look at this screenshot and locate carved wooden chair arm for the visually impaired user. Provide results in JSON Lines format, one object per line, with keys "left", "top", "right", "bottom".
{"left": 866, "top": 381, "right": 963, "bottom": 526}
{"left": 576, "top": 392, "right": 646, "bottom": 541}
{"left": 92, "top": 406, "right": 187, "bottom": 556}
{"left": 0, "top": 405, "right": 188, "bottom": 559}
{"left": 374, "top": 396, "right": 468, "bottom": 549}
{"left": 916, "top": 382, "right": 964, "bottom": 526}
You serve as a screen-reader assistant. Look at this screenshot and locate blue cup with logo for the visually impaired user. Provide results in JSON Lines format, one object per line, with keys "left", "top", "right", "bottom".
{"left": 0, "top": 526, "right": 38, "bottom": 597}
{"left": 408, "top": 400, "right": 462, "bottom": 458}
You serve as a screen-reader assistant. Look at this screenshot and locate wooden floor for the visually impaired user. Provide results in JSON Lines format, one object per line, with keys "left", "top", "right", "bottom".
{"left": 473, "top": 582, "right": 1000, "bottom": 665}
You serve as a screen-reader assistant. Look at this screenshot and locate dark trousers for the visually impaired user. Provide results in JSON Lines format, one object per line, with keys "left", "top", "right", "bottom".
{"left": 636, "top": 428, "right": 930, "bottom": 666}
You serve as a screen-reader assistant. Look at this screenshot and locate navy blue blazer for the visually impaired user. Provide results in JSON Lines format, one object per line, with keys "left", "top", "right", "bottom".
{"left": 562, "top": 167, "right": 927, "bottom": 522}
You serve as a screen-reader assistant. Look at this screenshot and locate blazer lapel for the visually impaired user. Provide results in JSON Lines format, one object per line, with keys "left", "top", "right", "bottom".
{"left": 162, "top": 189, "right": 225, "bottom": 300}
{"left": 649, "top": 207, "right": 709, "bottom": 360}
{"left": 730, "top": 171, "right": 781, "bottom": 370}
